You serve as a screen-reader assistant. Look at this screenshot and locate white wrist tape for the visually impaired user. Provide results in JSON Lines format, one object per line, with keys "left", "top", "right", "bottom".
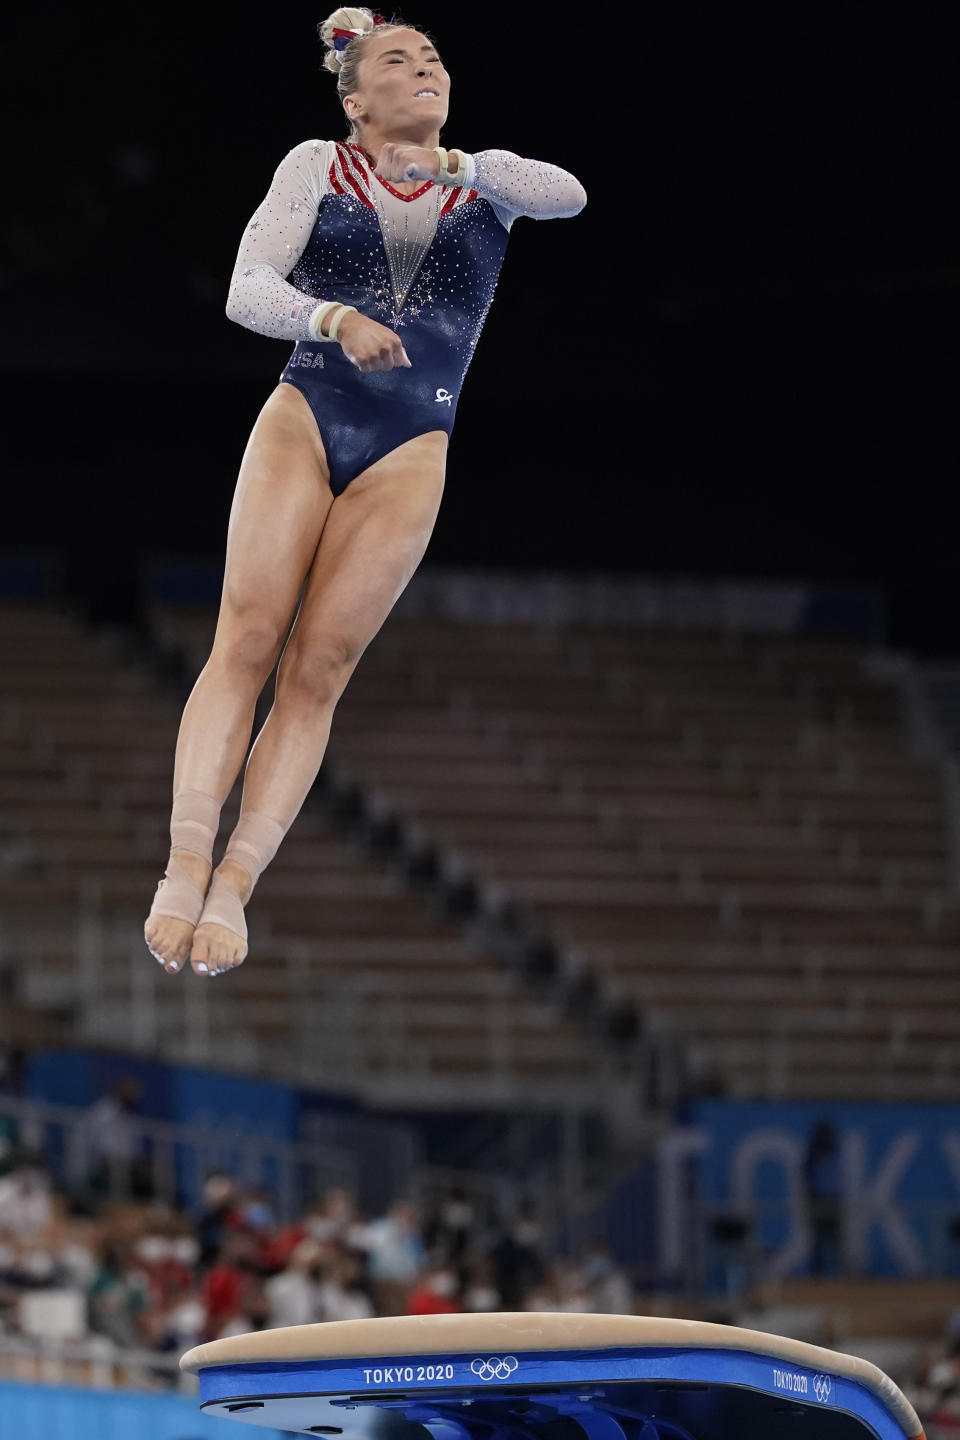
{"left": 308, "top": 301, "right": 341, "bottom": 341}
{"left": 326, "top": 304, "right": 357, "bottom": 341}
{"left": 308, "top": 301, "right": 358, "bottom": 342}
{"left": 434, "top": 145, "right": 468, "bottom": 188}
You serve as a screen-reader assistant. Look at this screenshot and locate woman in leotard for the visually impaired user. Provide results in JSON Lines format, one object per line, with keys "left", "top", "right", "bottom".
{"left": 144, "top": 6, "right": 586, "bottom": 978}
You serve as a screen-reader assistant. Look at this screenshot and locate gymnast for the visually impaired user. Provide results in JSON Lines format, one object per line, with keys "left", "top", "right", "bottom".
{"left": 144, "top": 6, "right": 586, "bottom": 978}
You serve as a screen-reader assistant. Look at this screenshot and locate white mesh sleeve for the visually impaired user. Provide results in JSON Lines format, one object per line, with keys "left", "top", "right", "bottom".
{"left": 225, "top": 139, "right": 333, "bottom": 342}
{"left": 462, "top": 150, "right": 587, "bottom": 231}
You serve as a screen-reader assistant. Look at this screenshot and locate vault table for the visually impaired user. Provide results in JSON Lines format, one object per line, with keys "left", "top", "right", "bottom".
{"left": 181, "top": 1312, "right": 926, "bottom": 1440}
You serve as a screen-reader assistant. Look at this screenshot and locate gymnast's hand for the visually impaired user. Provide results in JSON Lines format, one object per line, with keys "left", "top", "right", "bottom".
{"left": 374, "top": 142, "right": 442, "bottom": 184}
{"left": 336, "top": 311, "right": 412, "bottom": 373}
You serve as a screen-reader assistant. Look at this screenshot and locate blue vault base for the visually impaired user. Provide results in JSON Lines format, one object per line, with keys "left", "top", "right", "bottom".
{"left": 193, "top": 1338, "right": 922, "bottom": 1440}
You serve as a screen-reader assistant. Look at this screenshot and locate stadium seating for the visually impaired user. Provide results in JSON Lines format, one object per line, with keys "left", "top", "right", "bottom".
{"left": 0, "top": 602, "right": 594, "bottom": 1104}
{"left": 202, "top": 610, "right": 956, "bottom": 1104}
{"left": 4, "top": 595, "right": 957, "bottom": 1105}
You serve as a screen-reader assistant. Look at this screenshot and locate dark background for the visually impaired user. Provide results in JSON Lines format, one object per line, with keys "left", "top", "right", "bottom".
{"left": 6, "top": 4, "right": 959, "bottom": 651}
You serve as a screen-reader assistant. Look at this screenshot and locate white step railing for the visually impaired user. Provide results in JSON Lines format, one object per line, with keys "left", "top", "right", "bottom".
{"left": 0, "top": 1332, "right": 188, "bottom": 1392}
{"left": 0, "top": 1092, "right": 600, "bottom": 1254}
{"left": 6, "top": 909, "right": 644, "bottom": 1108}
{"left": 0, "top": 1092, "right": 360, "bottom": 1218}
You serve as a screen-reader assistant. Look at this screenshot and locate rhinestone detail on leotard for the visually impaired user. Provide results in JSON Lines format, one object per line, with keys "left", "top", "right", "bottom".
{"left": 225, "top": 139, "right": 586, "bottom": 345}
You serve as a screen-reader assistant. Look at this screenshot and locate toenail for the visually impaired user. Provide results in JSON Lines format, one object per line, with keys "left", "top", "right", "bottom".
{"left": 196, "top": 962, "right": 208, "bottom": 974}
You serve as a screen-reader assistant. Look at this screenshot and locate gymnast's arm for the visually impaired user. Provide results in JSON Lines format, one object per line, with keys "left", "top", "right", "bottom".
{"left": 226, "top": 139, "right": 410, "bottom": 370}
{"left": 224, "top": 139, "right": 334, "bottom": 342}
{"left": 462, "top": 150, "right": 587, "bottom": 228}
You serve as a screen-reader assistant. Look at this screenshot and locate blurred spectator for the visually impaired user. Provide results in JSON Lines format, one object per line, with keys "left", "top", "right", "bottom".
{"left": 316, "top": 1242, "right": 375, "bottom": 1322}
{"left": 492, "top": 1201, "right": 545, "bottom": 1309}
{"left": 0, "top": 1248, "right": 21, "bottom": 1325}
{"left": 524, "top": 1259, "right": 581, "bottom": 1310}
{"left": 0, "top": 1117, "right": 16, "bottom": 1177}
{"left": 0, "top": 1153, "right": 55, "bottom": 1239}
{"left": 0, "top": 1133, "right": 652, "bottom": 1391}
{"left": 268, "top": 1186, "right": 361, "bottom": 1270}
{"left": 54, "top": 1212, "right": 100, "bottom": 1290}
{"left": 135, "top": 1217, "right": 198, "bottom": 1312}
{"left": 559, "top": 1261, "right": 592, "bottom": 1311}
{"left": 803, "top": 1118, "right": 843, "bottom": 1277}
{"left": 227, "top": 1185, "right": 279, "bottom": 1269}
{"left": 407, "top": 1261, "right": 462, "bottom": 1315}
{"left": 265, "top": 1238, "right": 323, "bottom": 1327}
{"left": 147, "top": 1283, "right": 205, "bottom": 1354}
{"left": 219, "top": 1277, "right": 272, "bottom": 1337}
{"left": 11, "top": 1242, "right": 59, "bottom": 1290}
{"left": 197, "top": 1171, "right": 238, "bottom": 1267}
{"left": 461, "top": 1256, "right": 501, "bottom": 1312}
{"left": 0, "top": 1047, "right": 26, "bottom": 1175}
{"left": 70, "top": 1077, "right": 150, "bottom": 1203}
{"left": 581, "top": 1239, "right": 634, "bottom": 1314}
{"left": 229, "top": 1185, "right": 277, "bottom": 1236}
{"left": 306, "top": 1187, "right": 362, "bottom": 1245}
{"left": 904, "top": 1329, "right": 960, "bottom": 1431}
{"left": 202, "top": 1231, "right": 261, "bottom": 1341}
{"left": 363, "top": 1200, "right": 424, "bottom": 1316}
{"left": 87, "top": 1240, "right": 150, "bottom": 1348}
{"left": 425, "top": 1186, "right": 476, "bottom": 1265}
{"left": 0, "top": 1196, "right": 96, "bottom": 1301}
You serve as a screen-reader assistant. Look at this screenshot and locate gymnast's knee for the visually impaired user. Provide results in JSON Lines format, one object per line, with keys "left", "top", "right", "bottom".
{"left": 277, "top": 634, "right": 359, "bottom": 709}
{"left": 210, "top": 612, "right": 285, "bottom": 689}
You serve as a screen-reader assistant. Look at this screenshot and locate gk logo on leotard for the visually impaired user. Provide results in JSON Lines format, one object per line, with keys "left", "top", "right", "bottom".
{"left": 435, "top": 388, "right": 453, "bottom": 405}
{"left": 470, "top": 1356, "right": 518, "bottom": 1381}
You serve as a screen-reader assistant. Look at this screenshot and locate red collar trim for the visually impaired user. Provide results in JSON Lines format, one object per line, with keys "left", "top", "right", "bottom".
{"left": 348, "top": 143, "right": 435, "bottom": 203}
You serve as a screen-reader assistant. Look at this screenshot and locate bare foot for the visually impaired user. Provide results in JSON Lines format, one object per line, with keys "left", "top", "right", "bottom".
{"left": 190, "top": 859, "right": 252, "bottom": 977}
{"left": 144, "top": 851, "right": 212, "bottom": 975}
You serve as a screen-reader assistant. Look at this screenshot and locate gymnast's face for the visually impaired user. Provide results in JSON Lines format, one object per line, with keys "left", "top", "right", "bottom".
{"left": 348, "top": 28, "right": 450, "bottom": 136}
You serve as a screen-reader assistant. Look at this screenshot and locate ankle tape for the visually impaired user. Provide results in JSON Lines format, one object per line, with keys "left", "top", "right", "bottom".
{"left": 222, "top": 810, "right": 286, "bottom": 891}
{"left": 170, "top": 788, "right": 221, "bottom": 863}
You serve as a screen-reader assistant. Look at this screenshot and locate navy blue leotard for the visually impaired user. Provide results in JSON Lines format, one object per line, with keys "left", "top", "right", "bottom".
{"left": 225, "top": 140, "right": 586, "bottom": 494}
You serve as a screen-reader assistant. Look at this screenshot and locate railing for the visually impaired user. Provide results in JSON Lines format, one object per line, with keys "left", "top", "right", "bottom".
{"left": 0, "top": 1092, "right": 360, "bottom": 1219}
{"left": 9, "top": 908, "right": 634, "bottom": 1107}
{"left": 0, "top": 1092, "right": 596, "bottom": 1249}
{"left": 0, "top": 1332, "right": 187, "bottom": 1391}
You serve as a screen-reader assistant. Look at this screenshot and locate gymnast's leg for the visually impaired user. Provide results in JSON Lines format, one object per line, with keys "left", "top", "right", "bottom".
{"left": 144, "top": 384, "right": 335, "bottom": 973}
{"left": 188, "top": 427, "right": 448, "bottom": 975}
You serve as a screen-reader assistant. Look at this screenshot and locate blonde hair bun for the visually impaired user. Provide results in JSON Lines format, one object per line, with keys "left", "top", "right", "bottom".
{"left": 319, "top": 7, "right": 380, "bottom": 74}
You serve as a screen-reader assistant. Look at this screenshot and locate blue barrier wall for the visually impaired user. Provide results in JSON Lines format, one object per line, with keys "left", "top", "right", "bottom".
{"left": 22, "top": 1047, "right": 362, "bottom": 1210}
{"left": 26, "top": 1050, "right": 306, "bottom": 1137}
{"left": 666, "top": 1099, "right": 960, "bottom": 1283}
{"left": 0, "top": 1380, "right": 286, "bottom": 1440}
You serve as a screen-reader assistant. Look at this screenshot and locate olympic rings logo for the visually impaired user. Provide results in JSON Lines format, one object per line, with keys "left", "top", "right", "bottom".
{"left": 470, "top": 1356, "right": 519, "bottom": 1381}
{"left": 813, "top": 1374, "right": 833, "bottom": 1404}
